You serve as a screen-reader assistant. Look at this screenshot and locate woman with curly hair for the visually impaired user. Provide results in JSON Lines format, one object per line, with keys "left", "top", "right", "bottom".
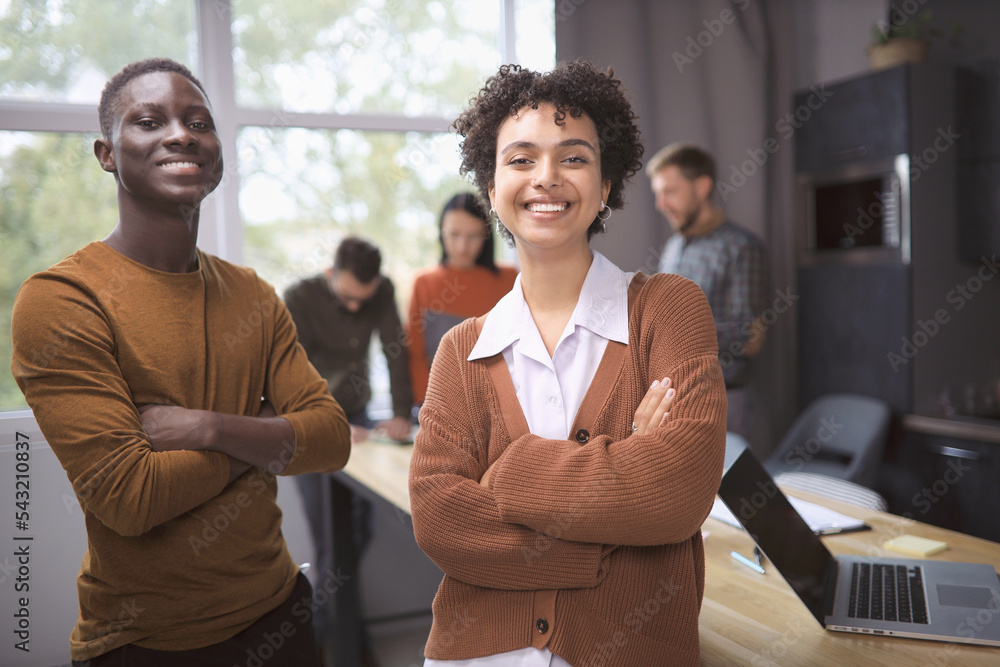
{"left": 409, "top": 61, "right": 727, "bottom": 666}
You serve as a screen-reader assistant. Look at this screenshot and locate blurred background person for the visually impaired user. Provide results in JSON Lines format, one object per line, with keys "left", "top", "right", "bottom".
{"left": 648, "top": 143, "right": 769, "bottom": 439}
{"left": 407, "top": 193, "right": 518, "bottom": 405}
{"left": 284, "top": 235, "right": 412, "bottom": 664}
{"left": 285, "top": 235, "right": 413, "bottom": 441}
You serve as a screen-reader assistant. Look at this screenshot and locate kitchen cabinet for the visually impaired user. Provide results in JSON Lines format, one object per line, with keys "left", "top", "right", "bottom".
{"left": 881, "top": 415, "right": 1000, "bottom": 542}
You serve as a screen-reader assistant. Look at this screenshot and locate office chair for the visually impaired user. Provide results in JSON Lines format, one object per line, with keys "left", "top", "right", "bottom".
{"left": 772, "top": 471, "right": 888, "bottom": 512}
{"left": 764, "top": 393, "right": 891, "bottom": 491}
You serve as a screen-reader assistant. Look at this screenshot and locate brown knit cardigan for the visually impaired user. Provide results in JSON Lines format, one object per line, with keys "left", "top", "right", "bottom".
{"left": 409, "top": 272, "right": 727, "bottom": 667}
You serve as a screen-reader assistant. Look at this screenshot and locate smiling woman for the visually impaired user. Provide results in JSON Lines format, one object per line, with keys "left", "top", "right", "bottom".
{"left": 409, "top": 61, "right": 729, "bottom": 667}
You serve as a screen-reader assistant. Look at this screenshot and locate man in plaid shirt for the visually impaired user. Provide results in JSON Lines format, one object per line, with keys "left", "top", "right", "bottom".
{"left": 648, "top": 143, "right": 769, "bottom": 438}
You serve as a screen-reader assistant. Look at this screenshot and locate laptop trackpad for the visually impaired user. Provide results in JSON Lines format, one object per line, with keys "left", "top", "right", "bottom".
{"left": 937, "top": 584, "right": 996, "bottom": 609}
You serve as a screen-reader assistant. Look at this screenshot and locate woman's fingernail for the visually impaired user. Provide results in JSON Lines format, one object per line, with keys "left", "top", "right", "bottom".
{"left": 662, "top": 377, "right": 670, "bottom": 387}
{"left": 650, "top": 380, "right": 659, "bottom": 389}
{"left": 667, "top": 388, "right": 675, "bottom": 398}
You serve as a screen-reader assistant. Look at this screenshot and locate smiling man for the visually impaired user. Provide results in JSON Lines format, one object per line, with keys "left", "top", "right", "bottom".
{"left": 10, "top": 58, "right": 349, "bottom": 665}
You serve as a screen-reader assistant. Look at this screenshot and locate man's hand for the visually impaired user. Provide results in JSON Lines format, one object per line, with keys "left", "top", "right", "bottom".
{"left": 138, "top": 404, "right": 213, "bottom": 452}
{"left": 349, "top": 425, "right": 369, "bottom": 444}
{"left": 632, "top": 377, "right": 676, "bottom": 436}
{"left": 139, "top": 401, "right": 296, "bottom": 473}
{"left": 742, "top": 317, "right": 767, "bottom": 357}
{"left": 376, "top": 416, "right": 412, "bottom": 442}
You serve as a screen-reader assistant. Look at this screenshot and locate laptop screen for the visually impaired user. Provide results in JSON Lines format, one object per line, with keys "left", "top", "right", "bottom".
{"left": 717, "top": 448, "right": 838, "bottom": 624}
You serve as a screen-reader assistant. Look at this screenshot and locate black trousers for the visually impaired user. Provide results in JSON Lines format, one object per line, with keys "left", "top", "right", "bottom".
{"left": 73, "top": 572, "right": 321, "bottom": 667}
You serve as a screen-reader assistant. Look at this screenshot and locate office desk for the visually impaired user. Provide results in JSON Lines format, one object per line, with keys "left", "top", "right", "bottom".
{"left": 341, "top": 439, "right": 414, "bottom": 514}
{"left": 337, "top": 442, "right": 1000, "bottom": 665}
{"left": 702, "top": 490, "right": 1000, "bottom": 665}
{"left": 326, "top": 441, "right": 416, "bottom": 666}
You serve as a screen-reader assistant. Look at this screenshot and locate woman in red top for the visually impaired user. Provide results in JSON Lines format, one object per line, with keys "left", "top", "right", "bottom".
{"left": 407, "top": 193, "right": 518, "bottom": 404}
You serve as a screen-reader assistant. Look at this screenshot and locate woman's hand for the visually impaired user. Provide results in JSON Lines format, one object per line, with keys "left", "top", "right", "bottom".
{"left": 632, "top": 377, "right": 675, "bottom": 436}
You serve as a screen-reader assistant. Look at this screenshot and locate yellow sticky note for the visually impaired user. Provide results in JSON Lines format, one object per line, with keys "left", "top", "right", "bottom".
{"left": 884, "top": 535, "right": 948, "bottom": 557}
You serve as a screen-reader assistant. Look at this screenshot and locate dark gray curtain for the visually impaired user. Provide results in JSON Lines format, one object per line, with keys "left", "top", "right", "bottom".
{"left": 556, "top": 0, "right": 800, "bottom": 454}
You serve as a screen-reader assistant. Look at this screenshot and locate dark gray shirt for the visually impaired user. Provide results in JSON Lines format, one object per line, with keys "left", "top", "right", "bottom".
{"left": 659, "top": 221, "right": 769, "bottom": 387}
{"left": 284, "top": 274, "right": 412, "bottom": 420}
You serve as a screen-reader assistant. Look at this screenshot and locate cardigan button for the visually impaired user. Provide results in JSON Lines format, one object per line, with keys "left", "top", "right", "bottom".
{"left": 536, "top": 617, "right": 549, "bottom": 634}
{"left": 574, "top": 429, "right": 589, "bottom": 443}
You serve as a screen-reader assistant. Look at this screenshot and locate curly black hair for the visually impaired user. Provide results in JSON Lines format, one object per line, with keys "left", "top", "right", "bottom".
{"left": 452, "top": 60, "right": 644, "bottom": 241}
{"left": 98, "top": 58, "right": 207, "bottom": 140}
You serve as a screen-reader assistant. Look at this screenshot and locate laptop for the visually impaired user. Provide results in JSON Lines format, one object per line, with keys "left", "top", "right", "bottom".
{"left": 717, "top": 448, "right": 1000, "bottom": 647}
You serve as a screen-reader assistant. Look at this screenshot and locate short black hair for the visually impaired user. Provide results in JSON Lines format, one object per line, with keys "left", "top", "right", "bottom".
{"left": 452, "top": 60, "right": 644, "bottom": 242}
{"left": 335, "top": 236, "right": 382, "bottom": 284}
{"left": 438, "top": 192, "right": 498, "bottom": 273}
{"left": 98, "top": 58, "right": 207, "bottom": 139}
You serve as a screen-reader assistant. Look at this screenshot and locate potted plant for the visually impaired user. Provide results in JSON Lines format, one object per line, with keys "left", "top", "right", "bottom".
{"left": 867, "top": 9, "right": 962, "bottom": 71}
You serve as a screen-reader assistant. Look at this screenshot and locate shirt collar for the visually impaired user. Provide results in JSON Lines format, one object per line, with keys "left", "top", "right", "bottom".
{"left": 469, "top": 251, "right": 631, "bottom": 361}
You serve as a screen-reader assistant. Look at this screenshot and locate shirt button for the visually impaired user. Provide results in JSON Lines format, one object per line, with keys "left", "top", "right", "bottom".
{"left": 574, "top": 429, "right": 589, "bottom": 443}
{"left": 349, "top": 337, "right": 359, "bottom": 348}
{"left": 548, "top": 395, "right": 559, "bottom": 407}
{"left": 536, "top": 618, "right": 549, "bottom": 634}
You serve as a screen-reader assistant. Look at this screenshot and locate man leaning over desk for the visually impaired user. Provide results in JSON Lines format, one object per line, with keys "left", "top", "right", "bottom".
{"left": 283, "top": 235, "right": 414, "bottom": 661}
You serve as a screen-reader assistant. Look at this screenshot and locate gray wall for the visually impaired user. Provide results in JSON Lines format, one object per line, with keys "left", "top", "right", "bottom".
{"left": 556, "top": 0, "right": 1000, "bottom": 451}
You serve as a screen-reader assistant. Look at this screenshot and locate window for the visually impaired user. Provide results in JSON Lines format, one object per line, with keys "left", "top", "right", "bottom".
{"left": 0, "top": 0, "right": 554, "bottom": 422}
{"left": 0, "top": 0, "right": 198, "bottom": 104}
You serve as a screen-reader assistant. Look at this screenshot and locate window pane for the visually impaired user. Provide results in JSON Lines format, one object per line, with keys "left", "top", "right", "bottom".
{"left": 515, "top": 0, "right": 555, "bottom": 72}
{"left": 1, "top": 132, "right": 117, "bottom": 411}
{"left": 231, "top": 0, "right": 501, "bottom": 116}
{"left": 0, "top": 0, "right": 197, "bottom": 103}
{"left": 239, "top": 126, "right": 469, "bottom": 296}
{"left": 239, "top": 127, "right": 475, "bottom": 418}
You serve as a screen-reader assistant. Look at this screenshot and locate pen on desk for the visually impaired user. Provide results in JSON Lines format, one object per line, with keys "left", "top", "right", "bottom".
{"left": 730, "top": 549, "right": 766, "bottom": 574}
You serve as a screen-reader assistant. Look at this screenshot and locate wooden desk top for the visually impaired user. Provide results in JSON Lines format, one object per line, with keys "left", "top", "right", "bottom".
{"left": 342, "top": 442, "right": 1000, "bottom": 664}
{"left": 702, "top": 489, "right": 1000, "bottom": 666}
{"left": 341, "top": 440, "right": 414, "bottom": 514}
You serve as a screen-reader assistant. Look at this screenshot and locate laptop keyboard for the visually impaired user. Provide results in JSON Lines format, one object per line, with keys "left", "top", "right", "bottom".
{"left": 847, "top": 563, "right": 929, "bottom": 624}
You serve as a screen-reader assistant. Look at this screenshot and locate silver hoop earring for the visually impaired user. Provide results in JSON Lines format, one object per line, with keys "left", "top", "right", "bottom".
{"left": 597, "top": 201, "right": 611, "bottom": 232}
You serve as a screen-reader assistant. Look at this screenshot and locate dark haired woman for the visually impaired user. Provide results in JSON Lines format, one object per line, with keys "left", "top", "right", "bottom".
{"left": 409, "top": 61, "right": 726, "bottom": 666}
{"left": 407, "top": 193, "right": 518, "bottom": 405}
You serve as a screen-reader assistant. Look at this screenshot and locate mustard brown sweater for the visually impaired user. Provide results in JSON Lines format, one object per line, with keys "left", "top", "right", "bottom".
{"left": 10, "top": 242, "right": 350, "bottom": 660}
{"left": 409, "top": 273, "right": 727, "bottom": 666}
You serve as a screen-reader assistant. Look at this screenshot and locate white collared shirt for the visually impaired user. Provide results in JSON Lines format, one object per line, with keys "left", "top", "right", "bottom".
{"left": 469, "top": 251, "right": 632, "bottom": 441}
{"left": 424, "top": 253, "right": 632, "bottom": 667}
